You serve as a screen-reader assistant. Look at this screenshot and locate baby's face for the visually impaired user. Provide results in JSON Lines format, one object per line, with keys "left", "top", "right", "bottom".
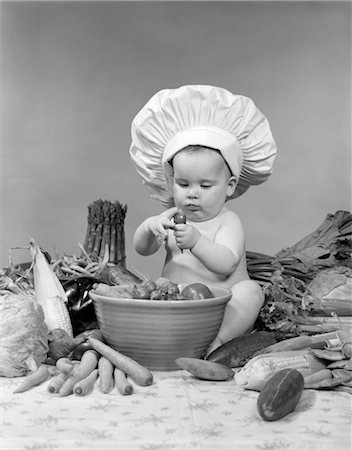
{"left": 172, "top": 149, "right": 236, "bottom": 222}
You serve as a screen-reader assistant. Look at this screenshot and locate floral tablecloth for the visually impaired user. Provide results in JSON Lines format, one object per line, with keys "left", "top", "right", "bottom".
{"left": 1, "top": 370, "right": 351, "bottom": 450}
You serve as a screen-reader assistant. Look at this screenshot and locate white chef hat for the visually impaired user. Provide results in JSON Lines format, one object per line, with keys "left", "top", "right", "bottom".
{"left": 129, "top": 85, "right": 277, "bottom": 207}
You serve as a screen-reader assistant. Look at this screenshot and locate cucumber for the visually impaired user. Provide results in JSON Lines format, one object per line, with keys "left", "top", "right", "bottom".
{"left": 175, "top": 357, "right": 234, "bottom": 381}
{"left": 206, "top": 331, "right": 276, "bottom": 367}
{"left": 257, "top": 368, "right": 304, "bottom": 421}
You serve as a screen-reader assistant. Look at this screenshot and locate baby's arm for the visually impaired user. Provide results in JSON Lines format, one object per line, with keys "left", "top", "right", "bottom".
{"left": 133, "top": 207, "right": 178, "bottom": 256}
{"left": 175, "top": 213, "right": 245, "bottom": 274}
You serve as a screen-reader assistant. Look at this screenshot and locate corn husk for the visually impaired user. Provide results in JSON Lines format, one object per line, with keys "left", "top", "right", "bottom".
{"left": 29, "top": 239, "right": 73, "bottom": 336}
{"left": 234, "top": 349, "right": 327, "bottom": 391}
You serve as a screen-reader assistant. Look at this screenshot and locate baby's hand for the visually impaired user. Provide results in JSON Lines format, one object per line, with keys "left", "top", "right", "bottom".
{"left": 173, "top": 224, "right": 200, "bottom": 250}
{"left": 147, "top": 207, "right": 179, "bottom": 245}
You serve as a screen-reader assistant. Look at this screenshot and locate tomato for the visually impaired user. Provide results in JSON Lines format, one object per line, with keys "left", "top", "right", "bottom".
{"left": 174, "top": 211, "right": 186, "bottom": 224}
{"left": 181, "top": 283, "right": 213, "bottom": 300}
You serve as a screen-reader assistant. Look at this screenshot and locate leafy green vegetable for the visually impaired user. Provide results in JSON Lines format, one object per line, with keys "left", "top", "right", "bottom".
{"left": 0, "top": 291, "right": 48, "bottom": 377}
{"left": 251, "top": 210, "right": 352, "bottom": 340}
{"left": 255, "top": 275, "right": 311, "bottom": 339}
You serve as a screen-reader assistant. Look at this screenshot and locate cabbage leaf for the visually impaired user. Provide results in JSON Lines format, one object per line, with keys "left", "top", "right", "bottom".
{"left": 0, "top": 291, "right": 48, "bottom": 377}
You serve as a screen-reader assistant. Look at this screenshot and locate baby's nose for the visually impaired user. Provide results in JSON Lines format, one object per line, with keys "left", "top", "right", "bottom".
{"left": 186, "top": 190, "right": 198, "bottom": 199}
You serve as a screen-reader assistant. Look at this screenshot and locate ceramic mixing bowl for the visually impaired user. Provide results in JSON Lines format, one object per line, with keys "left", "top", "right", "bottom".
{"left": 90, "top": 286, "right": 232, "bottom": 371}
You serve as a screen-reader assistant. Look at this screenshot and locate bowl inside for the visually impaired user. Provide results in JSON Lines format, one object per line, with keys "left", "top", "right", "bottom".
{"left": 90, "top": 286, "right": 232, "bottom": 371}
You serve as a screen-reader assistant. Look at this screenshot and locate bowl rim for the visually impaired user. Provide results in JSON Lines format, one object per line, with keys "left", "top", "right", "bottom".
{"left": 90, "top": 285, "right": 232, "bottom": 307}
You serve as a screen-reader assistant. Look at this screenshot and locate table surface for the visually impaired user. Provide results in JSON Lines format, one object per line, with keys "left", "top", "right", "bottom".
{"left": 1, "top": 369, "right": 351, "bottom": 450}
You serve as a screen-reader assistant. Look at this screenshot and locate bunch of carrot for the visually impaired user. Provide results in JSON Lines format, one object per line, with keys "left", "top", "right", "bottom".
{"left": 13, "top": 339, "right": 153, "bottom": 397}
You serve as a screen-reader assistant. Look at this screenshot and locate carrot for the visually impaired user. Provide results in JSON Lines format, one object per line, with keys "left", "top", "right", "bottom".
{"left": 114, "top": 368, "right": 134, "bottom": 395}
{"left": 59, "top": 350, "right": 100, "bottom": 397}
{"left": 98, "top": 356, "right": 115, "bottom": 393}
{"left": 13, "top": 365, "right": 50, "bottom": 393}
{"left": 56, "top": 357, "right": 75, "bottom": 374}
{"left": 74, "top": 369, "right": 99, "bottom": 396}
{"left": 88, "top": 337, "right": 153, "bottom": 386}
{"left": 47, "top": 372, "right": 70, "bottom": 393}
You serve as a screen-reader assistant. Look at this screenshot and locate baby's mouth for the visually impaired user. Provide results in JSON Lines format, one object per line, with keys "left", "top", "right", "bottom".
{"left": 185, "top": 204, "right": 200, "bottom": 211}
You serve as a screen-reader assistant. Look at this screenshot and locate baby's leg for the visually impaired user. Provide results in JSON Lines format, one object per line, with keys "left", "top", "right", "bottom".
{"left": 206, "top": 280, "right": 264, "bottom": 356}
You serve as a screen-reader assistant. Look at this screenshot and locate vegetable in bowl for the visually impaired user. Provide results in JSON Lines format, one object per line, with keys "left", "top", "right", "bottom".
{"left": 89, "top": 284, "right": 232, "bottom": 371}
{"left": 92, "top": 277, "right": 215, "bottom": 302}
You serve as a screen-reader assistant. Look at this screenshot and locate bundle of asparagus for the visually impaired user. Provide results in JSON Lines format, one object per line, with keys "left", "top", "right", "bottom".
{"left": 83, "top": 199, "right": 127, "bottom": 266}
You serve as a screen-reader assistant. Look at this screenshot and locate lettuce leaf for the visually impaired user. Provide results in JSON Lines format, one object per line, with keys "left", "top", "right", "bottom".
{"left": 0, "top": 292, "right": 48, "bottom": 377}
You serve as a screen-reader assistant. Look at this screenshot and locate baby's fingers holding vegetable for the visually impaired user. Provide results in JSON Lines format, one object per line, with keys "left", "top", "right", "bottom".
{"left": 148, "top": 208, "right": 178, "bottom": 243}
{"left": 174, "top": 225, "right": 200, "bottom": 250}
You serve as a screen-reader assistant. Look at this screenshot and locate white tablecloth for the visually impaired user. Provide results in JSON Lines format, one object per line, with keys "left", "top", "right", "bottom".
{"left": 1, "top": 370, "right": 351, "bottom": 450}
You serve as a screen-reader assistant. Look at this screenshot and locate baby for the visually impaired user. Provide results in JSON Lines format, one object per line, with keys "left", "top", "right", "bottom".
{"left": 129, "top": 85, "right": 277, "bottom": 355}
{"left": 133, "top": 145, "right": 263, "bottom": 354}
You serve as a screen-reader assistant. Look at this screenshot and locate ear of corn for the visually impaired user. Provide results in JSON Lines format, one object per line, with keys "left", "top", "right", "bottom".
{"left": 29, "top": 239, "right": 73, "bottom": 337}
{"left": 234, "top": 349, "right": 327, "bottom": 391}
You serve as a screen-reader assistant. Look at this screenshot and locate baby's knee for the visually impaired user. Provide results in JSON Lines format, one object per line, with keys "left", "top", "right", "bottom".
{"left": 248, "top": 280, "right": 265, "bottom": 307}
{"left": 232, "top": 279, "right": 264, "bottom": 308}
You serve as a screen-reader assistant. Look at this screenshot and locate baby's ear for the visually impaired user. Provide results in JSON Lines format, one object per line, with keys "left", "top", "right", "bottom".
{"left": 227, "top": 176, "right": 237, "bottom": 197}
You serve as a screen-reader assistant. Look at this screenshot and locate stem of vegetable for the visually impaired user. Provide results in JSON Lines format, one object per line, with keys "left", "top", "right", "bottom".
{"left": 109, "top": 225, "right": 117, "bottom": 263}
{"left": 93, "top": 223, "right": 103, "bottom": 256}
{"left": 86, "top": 224, "right": 96, "bottom": 254}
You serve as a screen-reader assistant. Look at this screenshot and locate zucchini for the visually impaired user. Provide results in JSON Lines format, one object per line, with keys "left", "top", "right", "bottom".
{"left": 175, "top": 357, "right": 234, "bottom": 381}
{"left": 257, "top": 368, "right": 304, "bottom": 421}
{"left": 206, "top": 331, "right": 276, "bottom": 368}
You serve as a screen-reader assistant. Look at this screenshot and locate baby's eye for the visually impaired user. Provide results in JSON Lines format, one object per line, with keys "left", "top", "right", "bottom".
{"left": 200, "top": 184, "right": 212, "bottom": 189}
{"left": 177, "top": 181, "right": 188, "bottom": 187}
